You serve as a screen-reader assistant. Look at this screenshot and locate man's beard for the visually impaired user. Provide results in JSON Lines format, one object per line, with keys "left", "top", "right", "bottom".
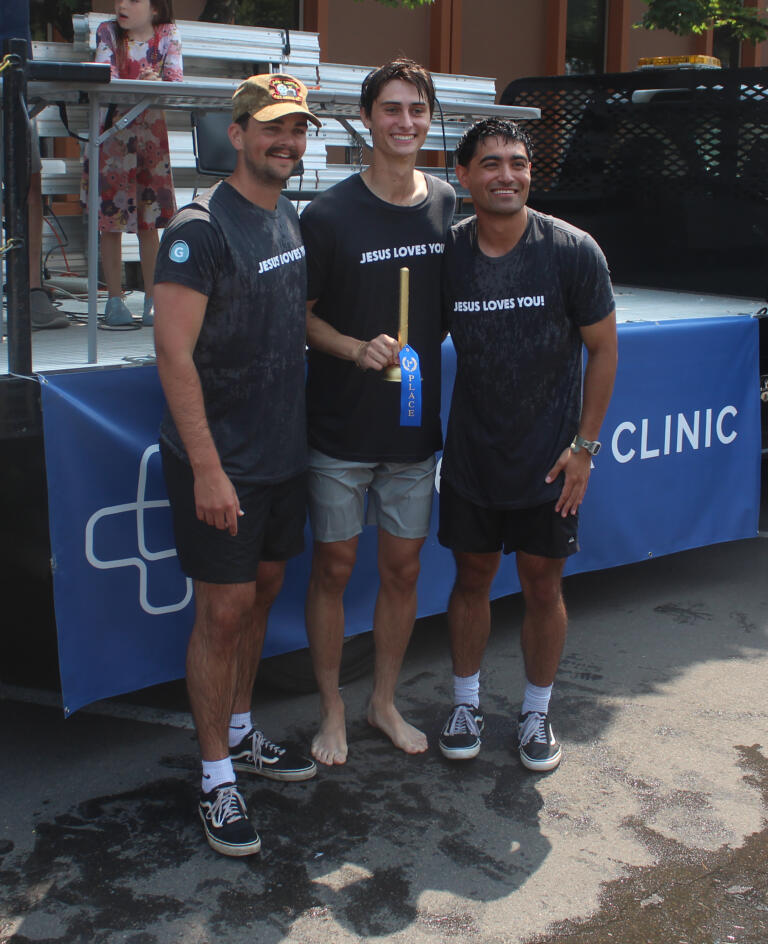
{"left": 243, "top": 149, "right": 298, "bottom": 186}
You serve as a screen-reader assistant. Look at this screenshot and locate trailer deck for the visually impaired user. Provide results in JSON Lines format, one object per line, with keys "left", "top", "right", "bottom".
{"left": 2, "top": 284, "right": 764, "bottom": 377}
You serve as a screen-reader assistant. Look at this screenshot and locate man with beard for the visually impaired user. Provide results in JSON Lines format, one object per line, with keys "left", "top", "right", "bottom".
{"left": 154, "top": 75, "right": 320, "bottom": 856}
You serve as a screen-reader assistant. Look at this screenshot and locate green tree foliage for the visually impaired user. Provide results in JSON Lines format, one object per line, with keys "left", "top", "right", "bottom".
{"left": 637, "top": 0, "right": 768, "bottom": 43}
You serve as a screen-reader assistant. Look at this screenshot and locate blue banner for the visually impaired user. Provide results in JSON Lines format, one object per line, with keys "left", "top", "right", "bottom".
{"left": 40, "top": 315, "right": 760, "bottom": 714}
{"left": 569, "top": 316, "right": 760, "bottom": 576}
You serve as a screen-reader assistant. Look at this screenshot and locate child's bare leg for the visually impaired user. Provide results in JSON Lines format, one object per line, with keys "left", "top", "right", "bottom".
{"left": 138, "top": 229, "right": 160, "bottom": 300}
{"left": 101, "top": 232, "right": 123, "bottom": 298}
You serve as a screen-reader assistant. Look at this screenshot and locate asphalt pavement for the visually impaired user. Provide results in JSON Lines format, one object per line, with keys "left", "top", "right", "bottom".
{"left": 2, "top": 525, "right": 768, "bottom": 943}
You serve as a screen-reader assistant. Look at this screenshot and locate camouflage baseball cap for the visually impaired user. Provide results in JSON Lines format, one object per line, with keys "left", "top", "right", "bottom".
{"left": 232, "top": 73, "right": 321, "bottom": 127}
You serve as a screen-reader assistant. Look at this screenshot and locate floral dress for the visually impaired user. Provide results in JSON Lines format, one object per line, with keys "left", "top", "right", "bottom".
{"left": 82, "top": 21, "right": 183, "bottom": 233}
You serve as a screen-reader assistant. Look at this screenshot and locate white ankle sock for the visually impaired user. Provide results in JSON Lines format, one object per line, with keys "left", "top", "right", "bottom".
{"left": 521, "top": 681, "right": 552, "bottom": 716}
{"left": 453, "top": 671, "right": 480, "bottom": 708}
{"left": 228, "top": 712, "right": 252, "bottom": 748}
{"left": 201, "top": 757, "right": 235, "bottom": 794}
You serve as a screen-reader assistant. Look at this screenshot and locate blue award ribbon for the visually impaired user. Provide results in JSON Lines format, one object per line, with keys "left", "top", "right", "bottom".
{"left": 399, "top": 344, "right": 422, "bottom": 427}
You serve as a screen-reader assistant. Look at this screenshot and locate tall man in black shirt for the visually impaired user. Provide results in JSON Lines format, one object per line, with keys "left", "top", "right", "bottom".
{"left": 154, "top": 74, "right": 320, "bottom": 857}
{"left": 301, "top": 60, "right": 455, "bottom": 765}
{"left": 437, "top": 118, "right": 617, "bottom": 771}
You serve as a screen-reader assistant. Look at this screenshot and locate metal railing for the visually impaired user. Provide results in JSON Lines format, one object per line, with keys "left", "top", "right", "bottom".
{"left": 72, "top": 12, "right": 321, "bottom": 69}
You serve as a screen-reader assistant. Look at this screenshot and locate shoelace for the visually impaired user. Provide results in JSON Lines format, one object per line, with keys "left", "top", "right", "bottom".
{"left": 251, "top": 730, "right": 286, "bottom": 768}
{"left": 208, "top": 785, "right": 245, "bottom": 828}
{"left": 519, "top": 711, "right": 547, "bottom": 746}
{"left": 446, "top": 704, "right": 480, "bottom": 736}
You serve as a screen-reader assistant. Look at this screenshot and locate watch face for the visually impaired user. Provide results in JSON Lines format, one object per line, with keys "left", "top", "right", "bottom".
{"left": 589, "top": 441, "right": 601, "bottom": 456}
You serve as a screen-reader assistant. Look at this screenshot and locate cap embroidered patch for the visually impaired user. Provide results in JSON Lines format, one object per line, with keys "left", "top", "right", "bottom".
{"left": 231, "top": 72, "right": 321, "bottom": 126}
{"left": 269, "top": 77, "right": 303, "bottom": 102}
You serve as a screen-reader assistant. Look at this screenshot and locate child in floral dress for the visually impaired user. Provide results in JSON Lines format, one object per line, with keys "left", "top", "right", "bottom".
{"left": 86, "top": 0, "right": 182, "bottom": 326}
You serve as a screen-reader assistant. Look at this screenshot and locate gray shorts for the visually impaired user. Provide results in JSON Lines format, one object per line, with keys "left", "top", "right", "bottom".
{"left": 308, "top": 448, "right": 436, "bottom": 543}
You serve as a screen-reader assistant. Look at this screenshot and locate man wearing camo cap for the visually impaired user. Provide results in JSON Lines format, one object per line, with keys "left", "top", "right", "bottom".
{"left": 154, "top": 74, "right": 321, "bottom": 857}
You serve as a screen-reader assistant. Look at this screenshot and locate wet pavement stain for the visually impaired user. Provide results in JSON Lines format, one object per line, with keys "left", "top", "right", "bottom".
{"left": 559, "top": 653, "right": 605, "bottom": 682}
{"left": 438, "top": 834, "right": 522, "bottom": 882}
{"left": 730, "top": 611, "right": 757, "bottom": 634}
{"left": 344, "top": 866, "right": 417, "bottom": 937}
{"left": 2, "top": 779, "right": 196, "bottom": 944}
{"left": 525, "top": 745, "right": 768, "bottom": 944}
{"left": 7, "top": 703, "right": 764, "bottom": 943}
{"left": 1, "top": 735, "right": 552, "bottom": 942}
{"left": 549, "top": 695, "right": 618, "bottom": 744}
{"left": 1, "top": 773, "right": 361, "bottom": 943}
{"left": 653, "top": 602, "right": 713, "bottom": 624}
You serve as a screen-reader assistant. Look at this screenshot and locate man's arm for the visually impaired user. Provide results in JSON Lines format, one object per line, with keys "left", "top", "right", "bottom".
{"left": 154, "top": 281, "right": 242, "bottom": 536}
{"left": 546, "top": 310, "right": 618, "bottom": 516}
{"left": 305, "top": 299, "right": 399, "bottom": 371}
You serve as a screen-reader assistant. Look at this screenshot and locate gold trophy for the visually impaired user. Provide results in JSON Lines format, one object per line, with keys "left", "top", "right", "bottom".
{"left": 383, "top": 266, "right": 409, "bottom": 382}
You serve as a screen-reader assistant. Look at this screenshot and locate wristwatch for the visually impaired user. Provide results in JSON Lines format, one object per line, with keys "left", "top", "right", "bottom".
{"left": 570, "top": 433, "right": 601, "bottom": 456}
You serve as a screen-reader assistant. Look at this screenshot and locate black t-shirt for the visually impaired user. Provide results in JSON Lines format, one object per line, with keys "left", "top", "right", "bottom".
{"left": 300, "top": 172, "right": 456, "bottom": 462}
{"left": 442, "top": 210, "right": 615, "bottom": 508}
{"left": 155, "top": 181, "right": 307, "bottom": 484}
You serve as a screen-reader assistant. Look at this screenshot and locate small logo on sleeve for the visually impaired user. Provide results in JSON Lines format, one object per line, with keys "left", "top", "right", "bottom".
{"left": 169, "top": 240, "right": 190, "bottom": 263}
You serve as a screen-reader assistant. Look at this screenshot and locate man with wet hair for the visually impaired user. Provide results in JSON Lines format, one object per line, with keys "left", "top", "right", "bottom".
{"left": 358, "top": 57, "right": 436, "bottom": 118}
{"left": 438, "top": 117, "right": 617, "bottom": 772}
{"left": 300, "top": 58, "right": 455, "bottom": 766}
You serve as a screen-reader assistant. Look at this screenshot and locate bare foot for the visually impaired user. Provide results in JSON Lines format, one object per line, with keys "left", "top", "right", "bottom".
{"left": 367, "top": 700, "right": 428, "bottom": 754}
{"left": 311, "top": 699, "right": 348, "bottom": 766}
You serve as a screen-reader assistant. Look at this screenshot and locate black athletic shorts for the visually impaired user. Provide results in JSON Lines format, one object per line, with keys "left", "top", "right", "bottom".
{"left": 438, "top": 479, "right": 579, "bottom": 559}
{"left": 160, "top": 442, "right": 307, "bottom": 583}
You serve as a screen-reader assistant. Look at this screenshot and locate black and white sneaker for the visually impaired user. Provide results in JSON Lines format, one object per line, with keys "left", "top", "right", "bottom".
{"left": 231, "top": 729, "right": 317, "bottom": 782}
{"left": 198, "top": 783, "right": 261, "bottom": 857}
{"left": 439, "top": 704, "right": 485, "bottom": 760}
{"left": 517, "top": 711, "right": 562, "bottom": 771}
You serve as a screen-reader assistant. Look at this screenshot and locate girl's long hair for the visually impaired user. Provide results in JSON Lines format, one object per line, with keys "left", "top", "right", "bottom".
{"left": 114, "top": 0, "right": 175, "bottom": 75}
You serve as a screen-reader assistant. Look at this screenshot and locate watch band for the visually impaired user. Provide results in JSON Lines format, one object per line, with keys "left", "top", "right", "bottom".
{"left": 570, "top": 434, "right": 601, "bottom": 456}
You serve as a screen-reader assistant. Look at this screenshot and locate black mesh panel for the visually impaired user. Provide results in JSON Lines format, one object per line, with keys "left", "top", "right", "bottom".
{"left": 501, "top": 68, "right": 768, "bottom": 299}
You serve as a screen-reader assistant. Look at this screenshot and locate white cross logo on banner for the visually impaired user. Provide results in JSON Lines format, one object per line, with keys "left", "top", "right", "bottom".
{"left": 84, "top": 445, "right": 193, "bottom": 615}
